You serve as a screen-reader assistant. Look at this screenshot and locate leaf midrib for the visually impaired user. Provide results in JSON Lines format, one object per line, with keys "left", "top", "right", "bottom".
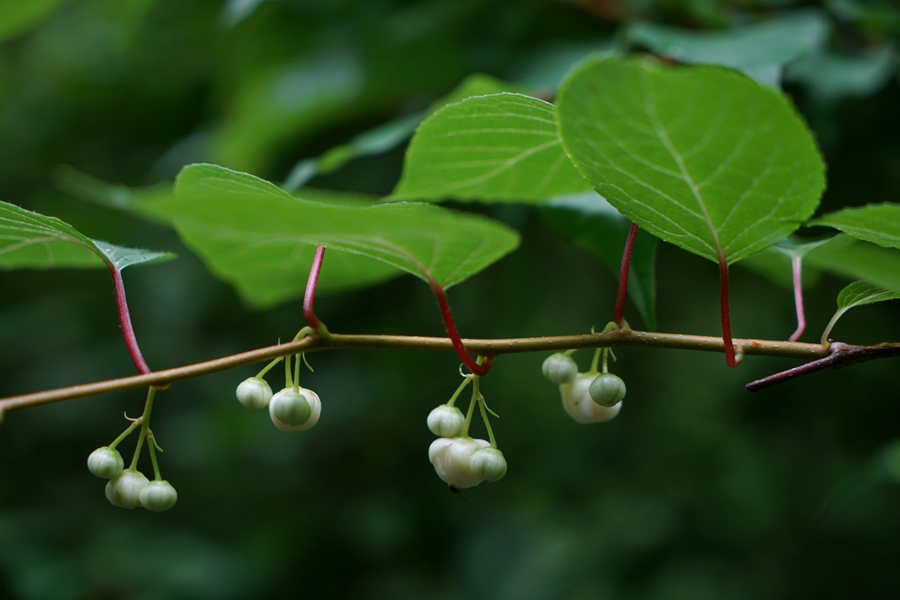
{"left": 641, "top": 71, "right": 724, "bottom": 261}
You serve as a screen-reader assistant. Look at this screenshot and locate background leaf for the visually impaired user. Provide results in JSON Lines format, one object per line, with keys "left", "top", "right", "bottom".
{"left": 813, "top": 203, "right": 900, "bottom": 250}
{"left": 282, "top": 74, "right": 522, "bottom": 192}
{"left": 623, "top": 10, "right": 830, "bottom": 87}
{"left": 158, "top": 164, "right": 520, "bottom": 306}
{"left": 557, "top": 56, "right": 826, "bottom": 265}
{"left": 0, "top": 200, "right": 171, "bottom": 271}
{"left": 393, "top": 93, "right": 591, "bottom": 202}
{"left": 0, "top": 0, "right": 71, "bottom": 42}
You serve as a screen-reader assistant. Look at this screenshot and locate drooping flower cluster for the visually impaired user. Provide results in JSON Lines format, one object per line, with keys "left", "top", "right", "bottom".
{"left": 543, "top": 349, "right": 626, "bottom": 424}
{"left": 235, "top": 352, "right": 321, "bottom": 432}
{"left": 426, "top": 375, "right": 507, "bottom": 490}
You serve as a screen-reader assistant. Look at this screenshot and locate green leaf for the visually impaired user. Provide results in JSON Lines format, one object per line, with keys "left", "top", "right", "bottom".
{"left": 821, "top": 281, "right": 900, "bottom": 344}
{"left": 282, "top": 74, "right": 523, "bottom": 191}
{"left": 837, "top": 281, "right": 900, "bottom": 311}
{"left": 557, "top": 56, "right": 826, "bottom": 266}
{"left": 540, "top": 193, "right": 657, "bottom": 330}
{"left": 156, "top": 164, "right": 520, "bottom": 306}
{"left": 812, "top": 203, "right": 900, "bottom": 250}
{"left": 393, "top": 93, "right": 591, "bottom": 202}
{"left": 735, "top": 236, "right": 828, "bottom": 289}
{"left": 623, "top": 10, "right": 830, "bottom": 87}
{"left": 741, "top": 233, "right": 900, "bottom": 293}
{"left": 0, "top": 200, "right": 173, "bottom": 271}
{"left": 804, "top": 234, "right": 900, "bottom": 292}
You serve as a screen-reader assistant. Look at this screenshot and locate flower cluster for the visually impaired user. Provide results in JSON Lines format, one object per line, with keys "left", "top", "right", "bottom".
{"left": 87, "top": 444, "right": 177, "bottom": 512}
{"left": 426, "top": 375, "right": 507, "bottom": 490}
{"left": 236, "top": 352, "right": 321, "bottom": 432}
{"left": 543, "top": 350, "right": 626, "bottom": 424}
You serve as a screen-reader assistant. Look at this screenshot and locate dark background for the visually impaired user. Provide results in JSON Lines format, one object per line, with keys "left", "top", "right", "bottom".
{"left": 2, "top": 0, "right": 900, "bottom": 598}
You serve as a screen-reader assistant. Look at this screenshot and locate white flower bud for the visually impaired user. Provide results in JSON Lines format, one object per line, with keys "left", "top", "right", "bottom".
{"left": 588, "top": 373, "right": 626, "bottom": 407}
{"left": 105, "top": 470, "right": 150, "bottom": 509}
{"left": 236, "top": 377, "right": 273, "bottom": 410}
{"left": 427, "top": 404, "right": 466, "bottom": 437}
{"left": 87, "top": 446, "right": 124, "bottom": 479}
{"left": 560, "top": 373, "right": 622, "bottom": 424}
{"left": 428, "top": 436, "right": 490, "bottom": 489}
{"left": 269, "top": 387, "right": 321, "bottom": 431}
{"left": 471, "top": 447, "right": 507, "bottom": 482}
{"left": 140, "top": 480, "right": 178, "bottom": 512}
{"left": 542, "top": 353, "right": 578, "bottom": 384}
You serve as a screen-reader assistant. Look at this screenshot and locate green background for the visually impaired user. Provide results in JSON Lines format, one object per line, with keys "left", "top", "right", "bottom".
{"left": 2, "top": 0, "right": 900, "bottom": 598}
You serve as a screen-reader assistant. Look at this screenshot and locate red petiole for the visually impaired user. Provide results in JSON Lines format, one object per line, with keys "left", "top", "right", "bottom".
{"left": 107, "top": 263, "right": 151, "bottom": 375}
{"left": 614, "top": 222, "right": 639, "bottom": 327}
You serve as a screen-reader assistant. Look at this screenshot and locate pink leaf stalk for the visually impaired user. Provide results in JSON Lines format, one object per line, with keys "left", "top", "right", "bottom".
{"left": 107, "top": 263, "right": 151, "bottom": 375}
{"left": 431, "top": 284, "right": 492, "bottom": 376}
{"left": 788, "top": 255, "right": 806, "bottom": 342}
{"left": 304, "top": 246, "right": 326, "bottom": 331}
{"left": 614, "top": 223, "right": 639, "bottom": 327}
{"left": 718, "top": 257, "right": 739, "bottom": 368}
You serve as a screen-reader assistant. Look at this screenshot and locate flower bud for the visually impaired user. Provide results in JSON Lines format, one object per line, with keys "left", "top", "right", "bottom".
{"left": 560, "top": 373, "right": 622, "bottom": 424}
{"left": 236, "top": 377, "right": 273, "bottom": 410}
{"left": 471, "top": 447, "right": 507, "bottom": 482}
{"left": 105, "top": 470, "right": 150, "bottom": 509}
{"left": 427, "top": 404, "right": 465, "bottom": 437}
{"left": 140, "top": 480, "right": 178, "bottom": 512}
{"left": 542, "top": 353, "right": 578, "bottom": 384}
{"left": 269, "top": 387, "right": 320, "bottom": 431}
{"left": 428, "top": 436, "right": 491, "bottom": 489}
{"left": 87, "top": 446, "right": 124, "bottom": 479}
{"left": 588, "top": 373, "right": 626, "bottom": 407}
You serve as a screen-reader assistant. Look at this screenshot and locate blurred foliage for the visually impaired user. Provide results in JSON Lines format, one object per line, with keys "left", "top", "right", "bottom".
{"left": 2, "top": 0, "right": 900, "bottom": 599}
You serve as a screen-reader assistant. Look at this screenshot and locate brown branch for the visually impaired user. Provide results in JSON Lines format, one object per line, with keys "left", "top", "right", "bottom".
{"left": 0, "top": 328, "right": 836, "bottom": 416}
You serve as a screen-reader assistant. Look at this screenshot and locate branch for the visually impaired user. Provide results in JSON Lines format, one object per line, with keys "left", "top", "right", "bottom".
{"left": 0, "top": 328, "right": 835, "bottom": 415}
{"left": 746, "top": 341, "right": 900, "bottom": 392}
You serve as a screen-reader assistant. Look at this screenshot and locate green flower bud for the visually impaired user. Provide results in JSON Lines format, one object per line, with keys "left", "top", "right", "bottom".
{"left": 428, "top": 436, "right": 491, "bottom": 489}
{"left": 427, "top": 404, "right": 465, "bottom": 437}
{"left": 269, "top": 387, "right": 320, "bottom": 431}
{"left": 542, "top": 353, "right": 578, "bottom": 384}
{"left": 471, "top": 447, "right": 507, "bottom": 482}
{"left": 560, "top": 373, "right": 622, "bottom": 424}
{"left": 140, "top": 480, "right": 178, "bottom": 512}
{"left": 105, "top": 470, "right": 150, "bottom": 509}
{"left": 588, "top": 373, "right": 627, "bottom": 407}
{"left": 87, "top": 446, "right": 124, "bottom": 479}
{"left": 236, "top": 377, "right": 273, "bottom": 410}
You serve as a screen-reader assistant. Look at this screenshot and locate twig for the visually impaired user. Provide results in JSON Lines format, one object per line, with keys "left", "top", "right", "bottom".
{"left": 746, "top": 341, "right": 900, "bottom": 392}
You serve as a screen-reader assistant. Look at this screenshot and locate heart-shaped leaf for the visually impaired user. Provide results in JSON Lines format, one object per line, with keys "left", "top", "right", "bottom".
{"left": 156, "top": 164, "right": 520, "bottom": 307}
{"left": 393, "top": 93, "right": 591, "bottom": 202}
{"left": 557, "top": 55, "right": 826, "bottom": 266}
